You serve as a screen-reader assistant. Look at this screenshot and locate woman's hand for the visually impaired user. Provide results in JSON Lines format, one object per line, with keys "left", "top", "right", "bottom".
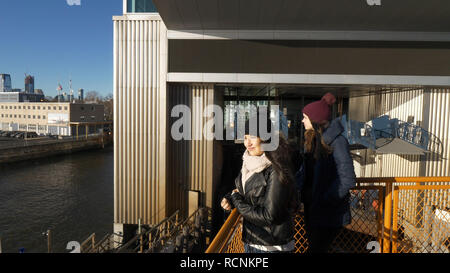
{"left": 221, "top": 198, "right": 232, "bottom": 211}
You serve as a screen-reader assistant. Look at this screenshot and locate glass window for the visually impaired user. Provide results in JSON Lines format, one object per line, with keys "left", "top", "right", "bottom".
{"left": 59, "top": 106, "right": 62, "bottom": 110}
{"left": 33, "top": 106, "right": 35, "bottom": 110}
{"left": 37, "top": 106, "right": 40, "bottom": 110}
{"left": 43, "top": 115, "right": 46, "bottom": 119}
{"left": 33, "top": 115, "right": 36, "bottom": 119}
{"left": 127, "top": 0, "right": 157, "bottom": 13}
{"left": 64, "top": 106, "right": 68, "bottom": 110}
{"left": 53, "top": 106, "right": 56, "bottom": 110}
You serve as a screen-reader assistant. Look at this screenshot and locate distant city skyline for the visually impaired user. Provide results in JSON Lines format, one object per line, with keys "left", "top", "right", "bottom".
{"left": 0, "top": 0, "right": 122, "bottom": 98}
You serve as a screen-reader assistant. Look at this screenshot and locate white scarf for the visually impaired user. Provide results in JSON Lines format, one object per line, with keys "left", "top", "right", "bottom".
{"left": 241, "top": 150, "right": 272, "bottom": 194}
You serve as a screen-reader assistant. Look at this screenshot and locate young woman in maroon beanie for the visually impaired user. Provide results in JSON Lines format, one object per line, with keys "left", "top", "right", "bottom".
{"left": 296, "top": 92, "right": 356, "bottom": 253}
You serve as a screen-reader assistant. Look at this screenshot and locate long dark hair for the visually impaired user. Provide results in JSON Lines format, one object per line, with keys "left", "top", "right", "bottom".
{"left": 263, "top": 133, "right": 295, "bottom": 185}
{"left": 304, "top": 122, "right": 333, "bottom": 159}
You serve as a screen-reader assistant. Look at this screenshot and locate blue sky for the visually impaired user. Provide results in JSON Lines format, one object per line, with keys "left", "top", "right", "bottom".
{"left": 0, "top": 0, "right": 123, "bottom": 97}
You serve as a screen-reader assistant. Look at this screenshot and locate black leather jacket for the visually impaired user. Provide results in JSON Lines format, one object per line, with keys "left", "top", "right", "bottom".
{"left": 229, "top": 165, "right": 295, "bottom": 246}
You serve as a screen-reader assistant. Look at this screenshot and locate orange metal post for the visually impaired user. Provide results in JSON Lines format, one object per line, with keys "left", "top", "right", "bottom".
{"left": 377, "top": 188, "right": 384, "bottom": 248}
{"left": 383, "top": 183, "right": 393, "bottom": 253}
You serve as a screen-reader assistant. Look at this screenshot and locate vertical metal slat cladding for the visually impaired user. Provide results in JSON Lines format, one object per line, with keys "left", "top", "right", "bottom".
{"left": 189, "top": 84, "right": 215, "bottom": 208}
{"left": 113, "top": 15, "right": 167, "bottom": 226}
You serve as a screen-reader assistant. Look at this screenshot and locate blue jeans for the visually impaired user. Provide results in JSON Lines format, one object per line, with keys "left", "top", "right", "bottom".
{"left": 244, "top": 243, "right": 293, "bottom": 253}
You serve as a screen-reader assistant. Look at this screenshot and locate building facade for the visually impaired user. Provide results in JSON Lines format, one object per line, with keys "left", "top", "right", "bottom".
{"left": 0, "top": 74, "right": 12, "bottom": 92}
{"left": 0, "top": 102, "right": 104, "bottom": 136}
{"left": 25, "top": 75, "right": 34, "bottom": 94}
{"left": 113, "top": 0, "right": 450, "bottom": 236}
{"left": 0, "top": 74, "right": 44, "bottom": 102}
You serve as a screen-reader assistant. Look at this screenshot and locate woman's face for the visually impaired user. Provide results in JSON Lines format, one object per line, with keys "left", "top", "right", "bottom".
{"left": 302, "top": 113, "right": 313, "bottom": 130}
{"left": 244, "top": 135, "right": 264, "bottom": 156}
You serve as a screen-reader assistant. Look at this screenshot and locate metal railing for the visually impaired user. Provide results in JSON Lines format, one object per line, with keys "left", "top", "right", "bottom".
{"left": 0, "top": 134, "right": 105, "bottom": 150}
{"left": 115, "top": 210, "right": 181, "bottom": 253}
{"left": 207, "top": 177, "right": 450, "bottom": 253}
{"left": 80, "top": 232, "right": 122, "bottom": 253}
{"left": 114, "top": 207, "right": 211, "bottom": 253}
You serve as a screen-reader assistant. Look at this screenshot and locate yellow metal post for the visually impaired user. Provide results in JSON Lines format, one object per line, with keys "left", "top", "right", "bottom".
{"left": 392, "top": 187, "right": 399, "bottom": 253}
{"left": 383, "top": 183, "right": 393, "bottom": 253}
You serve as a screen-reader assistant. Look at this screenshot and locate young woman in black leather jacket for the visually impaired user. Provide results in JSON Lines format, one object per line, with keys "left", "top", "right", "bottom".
{"left": 221, "top": 117, "right": 297, "bottom": 253}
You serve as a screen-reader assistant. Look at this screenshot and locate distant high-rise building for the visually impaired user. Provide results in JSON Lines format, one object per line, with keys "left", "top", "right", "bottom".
{"left": 25, "top": 75, "right": 35, "bottom": 94}
{"left": 34, "top": 89, "right": 44, "bottom": 95}
{"left": 78, "top": 88, "right": 84, "bottom": 101}
{"left": 0, "top": 74, "right": 12, "bottom": 92}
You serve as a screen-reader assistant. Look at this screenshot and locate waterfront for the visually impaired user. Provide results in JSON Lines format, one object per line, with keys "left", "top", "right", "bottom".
{"left": 0, "top": 146, "right": 113, "bottom": 253}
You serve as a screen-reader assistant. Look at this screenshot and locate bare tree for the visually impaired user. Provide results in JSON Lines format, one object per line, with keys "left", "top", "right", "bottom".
{"left": 85, "top": 91, "right": 102, "bottom": 102}
{"left": 102, "top": 93, "right": 113, "bottom": 121}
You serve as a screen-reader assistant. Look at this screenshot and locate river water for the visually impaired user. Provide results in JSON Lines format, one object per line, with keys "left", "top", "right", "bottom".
{"left": 0, "top": 146, "right": 114, "bottom": 253}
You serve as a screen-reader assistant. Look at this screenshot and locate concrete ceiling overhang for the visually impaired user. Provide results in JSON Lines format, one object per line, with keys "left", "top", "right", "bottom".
{"left": 152, "top": 0, "right": 450, "bottom": 32}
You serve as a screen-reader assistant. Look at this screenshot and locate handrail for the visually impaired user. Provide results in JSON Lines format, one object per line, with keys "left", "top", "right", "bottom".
{"left": 205, "top": 209, "right": 241, "bottom": 253}
{"left": 80, "top": 233, "right": 96, "bottom": 252}
{"left": 115, "top": 210, "right": 180, "bottom": 253}
{"left": 94, "top": 234, "right": 114, "bottom": 253}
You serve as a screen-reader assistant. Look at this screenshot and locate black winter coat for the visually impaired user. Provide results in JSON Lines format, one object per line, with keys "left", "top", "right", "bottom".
{"left": 229, "top": 165, "right": 295, "bottom": 246}
{"left": 296, "top": 118, "right": 356, "bottom": 228}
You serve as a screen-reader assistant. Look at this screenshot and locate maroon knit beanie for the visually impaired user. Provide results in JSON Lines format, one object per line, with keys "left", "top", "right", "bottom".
{"left": 302, "top": 93, "right": 336, "bottom": 123}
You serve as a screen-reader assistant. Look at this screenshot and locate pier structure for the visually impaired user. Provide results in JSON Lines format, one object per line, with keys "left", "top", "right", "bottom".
{"left": 112, "top": 0, "right": 450, "bottom": 252}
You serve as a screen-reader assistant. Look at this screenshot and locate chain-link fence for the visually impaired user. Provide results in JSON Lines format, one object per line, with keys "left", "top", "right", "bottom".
{"left": 208, "top": 178, "right": 450, "bottom": 254}
{"left": 393, "top": 185, "right": 450, "bottom": 253}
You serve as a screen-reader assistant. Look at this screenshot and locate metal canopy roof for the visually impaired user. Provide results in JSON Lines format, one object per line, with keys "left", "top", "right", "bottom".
{"left": 375, "top": 138, "right": 427, "bottom": 155}
{"left": 152, "top": 0, "right": 450, "bottom": 32}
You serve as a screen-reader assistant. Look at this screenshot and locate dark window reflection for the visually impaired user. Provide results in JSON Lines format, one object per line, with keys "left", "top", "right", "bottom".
{"left": 127, "top": 0, "right": 157, "bottom": 13}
